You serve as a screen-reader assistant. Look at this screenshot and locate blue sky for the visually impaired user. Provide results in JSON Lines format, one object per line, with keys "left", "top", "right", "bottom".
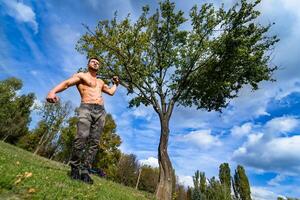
{"left": 1, "top": 0, "right": 300, "bottom": 199}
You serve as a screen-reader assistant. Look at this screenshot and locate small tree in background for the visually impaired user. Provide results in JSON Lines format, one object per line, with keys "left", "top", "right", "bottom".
{"left": 187, "top": 187, "right": 192, "bottom": 200}
{"left": 33, "top": 101, "right": 72, "bottom": 157}
{"left": 190, "top": 163, "right": 251, "bottom": 200}
{"left": 219, "top": 163, "right": 231, "bottom": 199}
{"left": 137, "top": 165, "right": 159, "bottom": 193}
{"left": 77, "top": 0, "right": 279, "bottom": 198}
{"left": 0, "top": 77, "right": 35, "bottom": 143}
{"left": 17, "top": 121, "right": 47, "bottom": 152}
{"left": 192, "top": 170, "right": 203, "bottom": 200}
{"left": 233, "top": 165, "right": 251, "bottom": 200}
{"left": 114, "top": 153, "right": 139, "bottom": 187}
{"left": 55, "top": 116, "right": 78, "bottom": 163}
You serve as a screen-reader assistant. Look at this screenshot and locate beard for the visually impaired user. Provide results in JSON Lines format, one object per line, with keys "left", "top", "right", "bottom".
{"left": 88, "top": 66, "right": 98, "bottom": 72}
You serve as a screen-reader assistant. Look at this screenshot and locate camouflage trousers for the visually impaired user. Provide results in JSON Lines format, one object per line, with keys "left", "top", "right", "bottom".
{"left": 70, "top": 103, "right": 106, "bottom": 174}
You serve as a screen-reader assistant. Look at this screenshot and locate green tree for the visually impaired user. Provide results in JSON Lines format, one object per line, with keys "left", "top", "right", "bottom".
{"left": 192, "top": 170, "right": 203, "bottom": 200}
{"left": 187, "top": 187, "right": 192, "bottom": 200}
{"left": 17, "top": 121, "right": 47, "bottom": 152}
{"left": 93, "top": 113, "right": 122, "bottom": 178}
{"left": 205, "top": 177, "right": 230, "bottom": 200}
{"left": 77, "top": 1, "right": 278, "bottom": 199}
{"left": 200, "top": 172, "right": 206, "bottom": 195}
{"left": 219, "top": 163, "right": 231, "bottom": 199}
{"left": 55, "top": 116, "right": 78, "bottom": 163}
{"left": 233, "top": 165, "right": 251, "bottom": 200}
{"left": 137, "top": 165, "right": 159, "bottom": 193}
{"left": 174, "top": 183, "right": 187, "bottom": 200}
{"left": 0, "top": 77, "right": 35, "bottom": 143}
{"left": 114, "top": 153, "right": 139, "bottom": 187}
{"left": 33, "top": 101, "right": 72, "bottom": 157}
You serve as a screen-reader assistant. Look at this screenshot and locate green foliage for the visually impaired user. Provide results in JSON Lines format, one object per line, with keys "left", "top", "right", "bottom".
{"left": 205, "top": 176, "right": 231, "bottom": 200}
{"left": 0, "top": 77, "right": 35, "bottom": 144}
{"left": 33, "top": 101, "right": 72, "bottom": 157}
{"left": 77, "top": 0, "right": 278, "bottom": 113}
{"left": 233, "top": 165, "right": 251, "bottom": 200}
{"left": 219, "top": 163, "right": 231, "bottom": 199}
{"left": 174, "top": 183, "right": 187, "bottom": 200}
{"left": 114, "top": 153, "right": 139, "bottom": 187}
{"left": 55, "top": 116, "right": 78, "bottom": 163}
{"left": 138, "top": 165, "right": 159, "bottom": 193}
{"left": 93, "top": 114, "right": 122, "bottom": 178}
{"left": 192, "top": 170, "right": 204, "bottom": 200}
{"left": 187, "top": 187, "right": 192, "bottom": 200}
{"left": 17, "top": 121, "right": 47, "bottom": 152}
{"left": 0, "top": 141, "right": 154, "bottom": 200}
{"left": 191, "top": 163, "right": 251, "bottom": 200}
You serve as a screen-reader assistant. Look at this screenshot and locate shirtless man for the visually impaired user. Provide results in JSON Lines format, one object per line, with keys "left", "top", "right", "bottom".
{"left": 46, "top": 57, "right": 119, "bottom": 184}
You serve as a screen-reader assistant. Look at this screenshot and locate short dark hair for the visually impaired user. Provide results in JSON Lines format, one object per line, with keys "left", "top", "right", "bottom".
{"left": 88, "top": 57, "right": 100, "bottom": 63}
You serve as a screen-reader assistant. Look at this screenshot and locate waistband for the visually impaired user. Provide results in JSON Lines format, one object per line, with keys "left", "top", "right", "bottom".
{"left": 80, "top": 103, "right": 105, "bottom": 109}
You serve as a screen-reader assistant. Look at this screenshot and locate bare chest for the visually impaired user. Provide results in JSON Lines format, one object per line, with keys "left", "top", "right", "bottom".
{"left": 77, "top": 77, "right": 103, "bottom": 94}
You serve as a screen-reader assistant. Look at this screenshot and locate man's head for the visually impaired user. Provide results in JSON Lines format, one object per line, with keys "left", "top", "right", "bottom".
{"left": 87, "top": 57, "right": 100, "bottom": 71}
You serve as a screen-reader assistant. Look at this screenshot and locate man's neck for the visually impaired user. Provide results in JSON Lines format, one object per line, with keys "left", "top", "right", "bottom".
{"left": 87, "top": 69, "right": 97, "bottom": 78}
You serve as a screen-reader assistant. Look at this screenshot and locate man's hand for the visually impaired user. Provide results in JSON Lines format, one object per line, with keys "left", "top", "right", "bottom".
{"left": 46, "top": 92, "right": 59, "bottom": 103}
{"left": 112, "top": 76, "right": 120, "bottom": 86}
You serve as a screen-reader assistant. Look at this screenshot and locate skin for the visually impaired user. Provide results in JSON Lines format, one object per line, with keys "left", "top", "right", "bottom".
{"left": 46, "top": 58, "right": 119, "bottom": 105}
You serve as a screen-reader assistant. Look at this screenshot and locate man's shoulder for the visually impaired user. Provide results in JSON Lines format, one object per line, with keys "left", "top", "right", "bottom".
{"left": 72, "top": 72, "right": 86, "bottom": 78}
{"left": 96, "top": 77, "right": 105, "bottom": 83}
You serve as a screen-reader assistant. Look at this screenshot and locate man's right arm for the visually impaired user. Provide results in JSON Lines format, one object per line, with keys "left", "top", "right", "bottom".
{"left": 46, "top": 73, "right": 81, "bottom": 103}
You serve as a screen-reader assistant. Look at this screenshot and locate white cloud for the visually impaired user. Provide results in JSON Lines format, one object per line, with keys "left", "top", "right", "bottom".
{"left": 176, "top": 129, "right": 222, "bottom": 149}
{"left": 2, "top": 0, "right": 38, "bottom": 33}
{"left": 234, "top": 135, "right": 300, "bottom": 174}
{"left": 251, "top": 187, "right": 280, "bottom": 200}
{"left": 177, "top": 175, "right": 193, "bottom": 188}
{"left": 265, "top": 116, "right": 299, "bottom": 134}
{"left": 132, "top": 105, "right": 155, "bottom": 121}
{"left": 231, "top": 122, "right": 252, "bottom": 138}
{"left": 139, "top": 156, "right": 159, "bottom": 168}
{"left": 232, "top": 117, "right": 300, "bottom": 174}
{"left": 268, "top": 174, "right": 286, "bottom": 186}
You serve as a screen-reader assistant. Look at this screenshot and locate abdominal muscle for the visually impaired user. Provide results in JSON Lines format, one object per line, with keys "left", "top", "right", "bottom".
{"left": 77, "top": 80, "right": 104, "bottom": 105}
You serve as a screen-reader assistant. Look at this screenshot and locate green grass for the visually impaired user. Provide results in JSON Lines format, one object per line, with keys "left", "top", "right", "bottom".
{"left": 0, "top": 141, "right": 155, "bottom": 200}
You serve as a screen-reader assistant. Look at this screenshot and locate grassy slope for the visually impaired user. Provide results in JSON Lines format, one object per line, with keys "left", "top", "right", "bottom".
{"left": 0, "top": 141, "right": 155, "bottom": 200}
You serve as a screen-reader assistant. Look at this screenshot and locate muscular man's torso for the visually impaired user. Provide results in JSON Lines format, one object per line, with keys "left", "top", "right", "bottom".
{"left": 76, "top": 73, "right": 104, "bottom": 105}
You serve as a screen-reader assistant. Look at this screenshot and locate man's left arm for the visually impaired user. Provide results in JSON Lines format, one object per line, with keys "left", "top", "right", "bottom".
{"left": 102, "top": 76, "right": 119, "bottom": 96}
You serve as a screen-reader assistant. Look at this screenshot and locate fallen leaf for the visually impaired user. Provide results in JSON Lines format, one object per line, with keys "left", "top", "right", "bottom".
{"left": 14, "top": 178, "right": 22, "bottom": 185}
{"left": 28, "top": 188, "right": 36, "bottom": 193}
{"left": 24, "top": 172, "right": 32, "bottom": 178}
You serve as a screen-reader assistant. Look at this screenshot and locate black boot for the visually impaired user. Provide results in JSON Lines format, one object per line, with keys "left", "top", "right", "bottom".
{"left": 70, "top": 167, "right": 80, "bottom": 180}
{"left": 81, "top": 173, "right": 94, "bottom": 184}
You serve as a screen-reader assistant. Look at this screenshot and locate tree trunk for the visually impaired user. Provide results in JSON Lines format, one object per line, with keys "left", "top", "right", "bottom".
{"left": 155, "top": 116, "right": 173, "bottom": 200}
{"left": 135, "top": 168, "right": 142, "bottom": 190}
{"left": 2, "top": 135, "right": 9, "bottom": 142}
{"left": 34, "top": 133, "right": 47, "bottom": 155}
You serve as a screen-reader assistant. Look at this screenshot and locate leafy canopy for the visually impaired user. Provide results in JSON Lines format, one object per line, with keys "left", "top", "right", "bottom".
{"left": 77, "top": 0, "right": 278, "bottom": 113}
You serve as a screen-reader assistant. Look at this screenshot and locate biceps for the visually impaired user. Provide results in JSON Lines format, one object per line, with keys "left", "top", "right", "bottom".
{"left": 102, "top": 84, "right": 110, "bottom": 93}
{"left": 65, "top": 76, "right": 80, "bottom": 87}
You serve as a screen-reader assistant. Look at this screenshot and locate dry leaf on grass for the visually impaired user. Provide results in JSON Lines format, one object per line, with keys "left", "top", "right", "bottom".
{"left": 14, "top": 172, "right": 33, "bottom": 185}
{"left": 14, "top": 178, "right": 22, "bottom": 185}
{"left": 24, "top": 172, "right": 32, "bottom": 178}
{"left": 28, "top": 188, "right": 36, "bottom": 193}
